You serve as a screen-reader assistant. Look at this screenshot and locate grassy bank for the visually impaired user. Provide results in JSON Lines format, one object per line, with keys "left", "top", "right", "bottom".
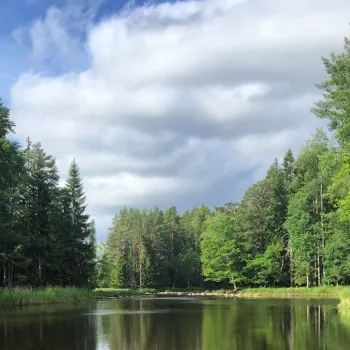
{"left": 158, "top": 286, "right": 349, "bottom": 298}
{"left": 94, "top": 287, "right": 235, "bottom": 298}
{"left": 237, "top": 287, "right": 350, "bottom": 310}
{"left": 0, "top": 287, "right": 95, "bottom": 307}
{"left": 93, "top": 286, "right": 350, "bottom": 310}
{"left": 237, "top": 286, "right": 347, "bottom": 297}
{"left": 94, "top": 286, "right": 350, "bottom": 298}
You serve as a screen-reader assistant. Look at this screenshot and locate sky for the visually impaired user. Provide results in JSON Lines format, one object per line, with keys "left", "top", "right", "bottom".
{"left": 1, "top": 0, "right": 350, "bottom": 241}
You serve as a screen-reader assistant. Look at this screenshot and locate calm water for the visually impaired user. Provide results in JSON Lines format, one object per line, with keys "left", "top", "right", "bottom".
{"left": 0, "top": 297, "right": 349, "bottom": 350}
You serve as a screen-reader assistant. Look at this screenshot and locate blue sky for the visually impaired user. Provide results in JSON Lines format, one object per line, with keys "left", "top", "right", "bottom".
{"left": 1, "top": 0, "right": 125, "bottom": 100}
{"left": 2, "top": 0, "right": 350, "bottom": 241}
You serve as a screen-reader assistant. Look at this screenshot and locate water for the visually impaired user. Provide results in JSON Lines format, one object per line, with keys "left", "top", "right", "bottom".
{"left": 0, "top": 297, "right": 349, "bottom": 349}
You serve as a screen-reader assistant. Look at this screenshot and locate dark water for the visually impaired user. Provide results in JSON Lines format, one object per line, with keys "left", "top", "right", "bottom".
{"left": 0, "top": 297, "right": 349, "bottom": 350}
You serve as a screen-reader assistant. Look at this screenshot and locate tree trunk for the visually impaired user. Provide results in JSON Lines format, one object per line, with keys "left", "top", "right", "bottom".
{"left": 3, "top": 262, "right": 6, "bottom": 287}
{"left": 3, "top": 243, "right": 6, "bottom": 287}
{"left": 317, "top": 253, "right": 321, "bottom": 287}
{"left": 290, "top": 245, "right": 294, "bottom": 287}
{"left": 139, "top": 259, "right": 142, "bottom": 288}
{"left": 320, "top": 180, "right": 325, "bottom": 284}
{"left": 315, "top": 254, "right": 319, "bottom": 286}
{"left": 306, "top": 273, "right": 310, "bottom": 288}
{"left": 38, "top": 257, "right": 42, "bottom": 286}
{"left": 9, "top": 261, "right": 13, "bottom": 287}
{"left": 233, "top": 281, "right": 237, "bottom": 291}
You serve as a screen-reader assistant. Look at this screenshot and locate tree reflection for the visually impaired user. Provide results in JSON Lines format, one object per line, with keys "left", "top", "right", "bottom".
{"left": 1, "top": 298, "right": 350, "bottom": 350}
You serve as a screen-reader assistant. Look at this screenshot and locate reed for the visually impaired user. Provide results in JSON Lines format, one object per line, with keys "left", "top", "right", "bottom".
{"left": 237, "top": 286, "right": 346, "bottom": 297}
{"left": 0, "top": 287, "right": 95, "bottom": 307}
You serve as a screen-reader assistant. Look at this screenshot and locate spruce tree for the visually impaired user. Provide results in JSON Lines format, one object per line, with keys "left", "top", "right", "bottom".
{"left": 65, "top": 159, "right": 95, "bottom": 287}
{"left": 0, "top": 99, "right": 26, "bottom": 286}
{"left": 24, "top": 142, "right": 59, "bottom": 286}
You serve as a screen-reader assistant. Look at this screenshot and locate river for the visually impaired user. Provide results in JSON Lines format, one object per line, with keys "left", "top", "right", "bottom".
{"left": 0, "top": 297, "right": 349, "bottom": 349}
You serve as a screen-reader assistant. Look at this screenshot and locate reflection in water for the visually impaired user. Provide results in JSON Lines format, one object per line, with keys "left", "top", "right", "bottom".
{"left": 0, "top": 297, "right": 349, "bottom": 349}
{"left": 0, "top": 303, "right": 98, "bottom": 350}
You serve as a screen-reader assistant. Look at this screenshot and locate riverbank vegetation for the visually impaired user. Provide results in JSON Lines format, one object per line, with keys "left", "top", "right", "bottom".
{"left": 0, "top": 287, "right": 95, "bottom": 306}
{"left": 92, "top": 286, "right": 348, "bottom": 299}
{"left": 238, "top": 287, "right": 346, "bottom": 297}
{"left": 0, "top": 101, "right": 96, "bottom": 288}
{"left": 95, "top": 34, "right": 350, "bottom": 294}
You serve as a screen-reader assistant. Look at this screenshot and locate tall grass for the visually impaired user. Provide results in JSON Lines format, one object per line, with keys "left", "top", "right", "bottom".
{"left": 0, "top": 287, "right": 95, "bottom": 307}
{"left": 237, "top": 287, "right": 350, "bottom": 310}
{"left": 238, "top": 286, "right": 347, "bottom": 297}
{"left": 94, "top": 286, "right": 350, "bottom": 298}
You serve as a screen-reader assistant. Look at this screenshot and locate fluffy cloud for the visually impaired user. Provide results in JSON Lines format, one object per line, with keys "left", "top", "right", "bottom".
{"left": 9, "top": 0, "right": 350, "bottom": 240}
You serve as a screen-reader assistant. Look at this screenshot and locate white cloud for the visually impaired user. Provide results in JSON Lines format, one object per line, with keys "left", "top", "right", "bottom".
{"left": 9, "top": 0, "right": 350, "bottom": 240}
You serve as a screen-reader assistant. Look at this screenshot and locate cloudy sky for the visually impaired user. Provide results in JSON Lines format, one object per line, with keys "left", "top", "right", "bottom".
{"left": 1, "top": 0, "right": 349, "bottom": 241}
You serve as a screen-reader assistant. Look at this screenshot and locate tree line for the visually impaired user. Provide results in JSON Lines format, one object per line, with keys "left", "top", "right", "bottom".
{"left": 96, "top": 35, "right": 350, "bottom": 289}
{"left": 0, "top": 101, "right": 96, "bottom": 287}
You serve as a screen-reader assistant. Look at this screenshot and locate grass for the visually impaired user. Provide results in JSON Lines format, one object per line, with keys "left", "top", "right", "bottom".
{"left": 237, "top": 287, "right": 350, "bottom": 311}
{"left": 0, "top": 287, "right": 95, "bottom": 307}
{"left": 237, "top": 286, "right": 347, "bottom": 297}
{"left": 94, "top": 286, "right": 350, "bottom": 297}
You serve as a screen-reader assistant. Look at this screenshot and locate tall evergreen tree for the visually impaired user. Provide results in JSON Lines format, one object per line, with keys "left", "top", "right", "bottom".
{"left": 0, "top": 99, "right": 26, "bottom": 286}
{"left": 65, "top": 159, "right": 95, "bottom": 287}
{"left": 23, "top": 142, "right": 59, "bottom": 286}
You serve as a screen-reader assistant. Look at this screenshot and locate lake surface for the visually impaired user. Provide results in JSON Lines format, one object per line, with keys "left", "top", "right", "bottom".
{"left": 0, "top": 297, "right": 349, "bottom": 349}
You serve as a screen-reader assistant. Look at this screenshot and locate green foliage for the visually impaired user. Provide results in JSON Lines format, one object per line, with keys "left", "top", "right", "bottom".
{"left": 239, "top": 286, "right": 347, "bottom": 296}
{"left": 285, "top": 190, "right": 315, "bottom": 285}
{"left": 201, "top": 212, "right": 244, "bottom": 288}
{"left": 64, "top": 160, "right": 96, "bottom": 287}
{"left": 103, "top": 205, "right": 211, "bottom": 289}
{"left": 244, "top": 241, "right": 285, "bottom": 286}
{"left": 312, "top": 37, "right": 350, "bottom": 144}
{"left": 0, "top": 100, "right": 96, "bottom": 289}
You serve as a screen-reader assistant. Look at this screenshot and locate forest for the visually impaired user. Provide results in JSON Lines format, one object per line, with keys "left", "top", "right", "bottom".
{"left": 0, "top": 101, "right": 96, "bottom": 287}
{"left": 95, "top": 36, "right": 350, "bottom": 290}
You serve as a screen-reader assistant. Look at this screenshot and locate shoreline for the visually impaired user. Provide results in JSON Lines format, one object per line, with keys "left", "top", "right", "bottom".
{"left": 1, "top": 286, "right": 350, "bottom": 309}
{"left": 94, "top": 287, "right": 350, "bottom": 309}
{"left": 95, "top": 286, "right": 347, "bottom": 299}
